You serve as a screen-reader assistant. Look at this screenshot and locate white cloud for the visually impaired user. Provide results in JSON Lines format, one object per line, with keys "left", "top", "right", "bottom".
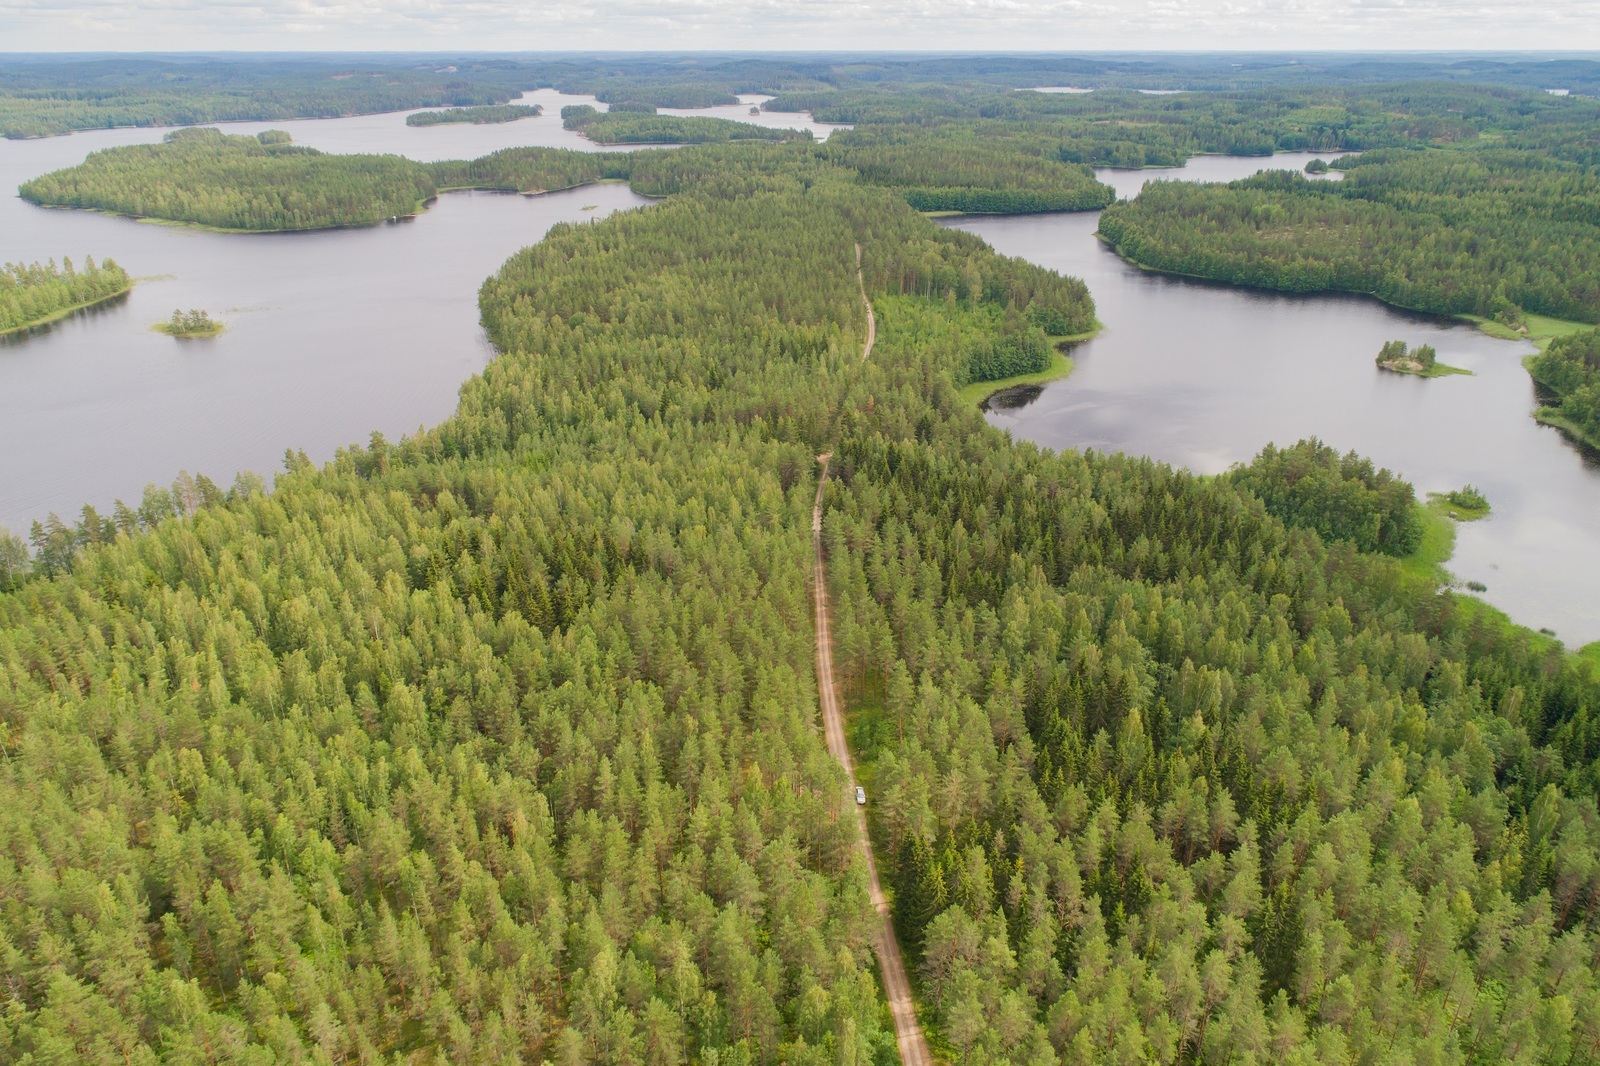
{"left": 0, "top": 0, "right": 1596, "bottom": 50}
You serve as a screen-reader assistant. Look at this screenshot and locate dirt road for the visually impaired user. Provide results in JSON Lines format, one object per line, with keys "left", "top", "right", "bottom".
{"left": 808, "top": 245, "right": 931, "bottom": 1066}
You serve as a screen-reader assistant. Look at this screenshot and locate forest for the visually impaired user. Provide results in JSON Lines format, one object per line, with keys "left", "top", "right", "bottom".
{"left": 4, "top": 132, "right": 1600, "bottom": 1065}
{"left": 1097, "top": 151, "right": 1600, "bottom": 324}
{"left": 1527, "top": 327, "right": 1600, "bottom": 450}
{"left": 0, "top": 255, "right": 131, "bottom": 336}
{"left": 19, "top": 131, "right": 640, "bottom": 231}
{"left": 4, "top": 53, "right": 1597, "bottom": 140}
{"left": 0, "top": 56, "right": 527, "bottom": 139}
{"left": 559, "top": 105, "right": 809, "bottom": 145}
{"left": 820, "top": 125, "right": 1114, "bottom": 214}
{"left": 18, "top": 128, "right": 439, "bottom": 232}
{"left": 406, "top": 104, "right": 542, "bottom": 127}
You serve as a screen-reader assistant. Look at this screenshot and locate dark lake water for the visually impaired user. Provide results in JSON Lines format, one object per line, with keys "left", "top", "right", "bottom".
{"left": 0, "top": 93, "right": 842, "bottom": 537}
{"left": 951, "top": 153, "right": 1600, "bottom": 645}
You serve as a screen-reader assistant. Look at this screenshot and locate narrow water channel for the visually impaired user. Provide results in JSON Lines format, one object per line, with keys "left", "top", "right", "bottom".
{"left": 950, "top": 153, "right": 1600, "bottom": 645}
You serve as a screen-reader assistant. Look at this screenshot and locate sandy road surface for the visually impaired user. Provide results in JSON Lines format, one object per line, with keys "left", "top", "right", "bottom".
{"left": 807, "top": 245, "right": 931, "bottom": 1066}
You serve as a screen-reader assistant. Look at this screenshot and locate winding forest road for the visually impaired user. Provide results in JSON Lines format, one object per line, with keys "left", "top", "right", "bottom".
{"left": 810, "top": 246, "right": 932, "bottom": 1066}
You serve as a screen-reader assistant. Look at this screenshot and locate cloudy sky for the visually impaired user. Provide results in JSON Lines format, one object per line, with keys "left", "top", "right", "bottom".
{"left": 2, "top": 0, "right": 1597, "bottom": 52}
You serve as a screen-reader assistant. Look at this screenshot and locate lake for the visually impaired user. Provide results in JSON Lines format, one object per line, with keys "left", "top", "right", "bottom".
{"left": 950, "top": 153, "right": 1600, "bottom": 645}
{"left": 0, "top": 91, "right": 843, "bottom": 537}
{"left": 5, "top": 119, "right": 1596, "bottom": 644}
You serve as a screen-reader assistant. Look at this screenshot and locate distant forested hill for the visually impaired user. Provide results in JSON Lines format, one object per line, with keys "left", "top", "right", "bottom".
{"left": 5, "top": 52, "right": 1597, "bottom": 139}
{"left": 0, "top": 56, "right": 527, "bottom": 138}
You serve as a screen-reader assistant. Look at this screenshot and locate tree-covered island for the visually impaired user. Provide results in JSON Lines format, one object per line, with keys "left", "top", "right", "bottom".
{"left": 1375, "top": 339, "right": 1470, "bottom": 377}
{"left": 153, "top": 308, "right": 224, "bottom": 338}
{"left": 406, "top": 103, "right": 542, "bottom": 126}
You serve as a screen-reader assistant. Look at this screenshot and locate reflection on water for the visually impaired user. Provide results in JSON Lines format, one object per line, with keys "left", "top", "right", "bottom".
{"left": 0, "top": 289, "right": 131, "bottom": 347}
{"left": 980, "top": 384, "right": 1045, "bottom": 412}
{"left": 951, "top": 152, "right": 1600, "bottom": 644}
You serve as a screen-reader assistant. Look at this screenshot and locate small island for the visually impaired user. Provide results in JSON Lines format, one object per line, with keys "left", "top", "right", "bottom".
{"left": 1305, "top": 158, "right": 1329, "bottom": 174}
{"left": 1428, "top": 485, "right": 1491, "bottom": 521}
{"left": 406, "top": 104, "right": 542, "bottom": 127}
{"left": 1376, "top": 339, "right": 1470, "bottom": 377}
{"left": 1, "top": 255, "right": 132, "bottom": 337}
{"left": 155, "top": 308, "right": 224, "bottom": 338}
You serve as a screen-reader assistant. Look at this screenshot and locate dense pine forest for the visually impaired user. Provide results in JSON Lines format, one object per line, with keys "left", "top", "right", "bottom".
{"left": 6, "top": 53, "right": 1599, "bottom": 140}
{"left": 0, "top": 57, "right": 527, "bottom": 139}
{"left": 558, "top": 105, "right": 809, "bottom": 145}
{"left": 19, "top": 131, "right": 635, "bottom": 231}
{"left": 406, "top": 104, "right": 542, "bottom": 127}
{"left": 1097, "top": 150, "right": 1600, "bottom": 324}
{"left": 19, "top": 128, "right": 440, "bottom": 232}
{"left": 0, "top": 255, "right": 131, "bottom": 336}
{"left": 5, "top": 123, "right": 1600, "bottom": 1066}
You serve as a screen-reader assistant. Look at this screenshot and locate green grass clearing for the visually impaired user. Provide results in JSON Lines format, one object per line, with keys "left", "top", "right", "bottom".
{"left": 1399, "top": 501, "right": 1458, "bottom": 584}
{"left": 1462, "top": 311, "right": 1591, "bottom": 350}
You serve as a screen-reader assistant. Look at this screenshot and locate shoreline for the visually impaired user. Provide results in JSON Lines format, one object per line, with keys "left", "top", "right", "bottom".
{"left": 1098, "top": 233, "right": 1594, "bottom": 340}
{"left": 0, "top": 282, "right": 134, "bottom": 338}
{"left": 21, "top": 180, "right": 621, "bottom": 235}
{"left": 959, "top": 322, "right": 1102, "bottom": 406}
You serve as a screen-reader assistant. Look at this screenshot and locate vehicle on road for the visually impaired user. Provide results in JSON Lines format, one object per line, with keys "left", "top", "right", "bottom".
{"left": 855, "top": 786, "right": 866, "bottom": 805}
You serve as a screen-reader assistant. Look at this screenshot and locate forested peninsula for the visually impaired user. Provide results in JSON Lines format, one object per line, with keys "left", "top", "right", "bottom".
{"left": 1097, "top": 147, "right": 1600, "bottom": 325}
{"left": 406, "top": 104, "right": 542, "bottom": 126}
{"left": 19, "top": 130, "right": 633, "bottom": 231}
{"left": 0, "top": 255, "right": 131, "bottom": 336}
{"left": 5, "top": 136, "right": 1600, "bottom": 1065}
{"left": 560, "top": 104, "right": 809, "bottom": 144}
{"left": 1528, "top": 327, "right": 1600, "bottom": 449}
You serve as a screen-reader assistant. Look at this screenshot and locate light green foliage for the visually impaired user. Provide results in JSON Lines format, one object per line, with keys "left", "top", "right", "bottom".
{"left": 0, "top": 255, "right": 130, "bottom": 335}
{"left": 1444, "top": 485, "right": 1491, "bottom": 515}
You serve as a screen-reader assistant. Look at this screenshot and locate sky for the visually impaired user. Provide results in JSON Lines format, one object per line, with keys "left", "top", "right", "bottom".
{"left": 1, "top": 0, "right": 1598, "bottom": 53}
